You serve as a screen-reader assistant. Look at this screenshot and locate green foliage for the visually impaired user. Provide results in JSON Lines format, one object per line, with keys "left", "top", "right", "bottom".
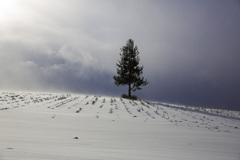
{"left": 113, "top": 39, "right": 148, "bottom": 97}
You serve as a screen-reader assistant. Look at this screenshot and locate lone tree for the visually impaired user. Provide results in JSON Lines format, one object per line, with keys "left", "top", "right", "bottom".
{"left": 113, "top": 39, "right": 148, "bottom": 98}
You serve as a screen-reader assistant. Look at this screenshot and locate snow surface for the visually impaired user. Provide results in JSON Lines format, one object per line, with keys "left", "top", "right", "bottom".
{"left": 0, "top": 92, "right": 240, "bottom": 160}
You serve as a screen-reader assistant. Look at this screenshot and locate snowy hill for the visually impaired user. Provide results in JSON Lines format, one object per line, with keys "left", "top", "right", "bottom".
{"left": 0, "top": 92, "right": 240, "bottom": 160}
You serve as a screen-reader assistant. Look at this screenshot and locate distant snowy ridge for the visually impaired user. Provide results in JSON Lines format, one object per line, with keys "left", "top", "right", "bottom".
{"left": 155, "top": 102, "right": 240, "bottom": 120}
{"left": 1, "top": 91, "right": 239, "bottom": 131}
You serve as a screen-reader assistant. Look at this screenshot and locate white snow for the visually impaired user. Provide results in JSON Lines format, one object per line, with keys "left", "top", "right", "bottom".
{"left": 0, "top": 92, "right": 240, "bottom": 160}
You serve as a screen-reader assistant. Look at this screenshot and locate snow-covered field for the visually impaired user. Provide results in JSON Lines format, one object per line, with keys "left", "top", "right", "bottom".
{"left": 0, "top": 92, "right": 240, "bottom": 160}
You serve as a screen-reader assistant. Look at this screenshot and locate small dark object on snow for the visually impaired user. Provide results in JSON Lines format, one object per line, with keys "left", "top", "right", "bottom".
{"left": 73, "top": 137, "right": 78, "bottom": 139}
{"left": 76, "top": 108, "right": 82, "bottom": 113}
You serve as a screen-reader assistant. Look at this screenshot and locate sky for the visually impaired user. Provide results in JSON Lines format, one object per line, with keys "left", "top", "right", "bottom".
{"left": 0, "top": 0, "right": 240, "bottom": 110}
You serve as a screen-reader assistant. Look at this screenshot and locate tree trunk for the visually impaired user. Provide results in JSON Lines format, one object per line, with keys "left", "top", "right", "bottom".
{"left": 128, "top": 84, "right": 131, "bottom": 97}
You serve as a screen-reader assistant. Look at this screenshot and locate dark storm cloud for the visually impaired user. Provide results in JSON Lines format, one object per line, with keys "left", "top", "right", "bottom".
{"left": 0, "top": 0, "right": 240, "bottom": 110}
{"left": 138, "top": 0, "right": 240, "bottom": 110}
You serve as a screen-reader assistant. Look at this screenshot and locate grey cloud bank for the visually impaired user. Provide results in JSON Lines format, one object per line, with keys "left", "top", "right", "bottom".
{"left": 0, "top": 0, "right": 240, "bottom": 110}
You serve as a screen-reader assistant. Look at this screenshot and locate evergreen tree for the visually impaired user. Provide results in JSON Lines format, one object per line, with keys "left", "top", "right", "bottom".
{"left": 113, "top": 39, "right": 148, "bottom": 98}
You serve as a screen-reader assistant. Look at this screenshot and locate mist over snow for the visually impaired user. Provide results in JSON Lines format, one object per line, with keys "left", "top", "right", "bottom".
{"left": 0, "top": 0, "right": 240, "bottom": 110}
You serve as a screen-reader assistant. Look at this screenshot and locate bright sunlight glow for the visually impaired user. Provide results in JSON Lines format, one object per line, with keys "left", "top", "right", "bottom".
{"left": 0, "top": 0, "right": 18, "bottom": 20}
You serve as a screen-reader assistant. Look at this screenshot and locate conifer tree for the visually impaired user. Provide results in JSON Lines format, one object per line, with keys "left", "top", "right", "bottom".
{"left": 113, "top": 39, "right": 148, "bottom": 98}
